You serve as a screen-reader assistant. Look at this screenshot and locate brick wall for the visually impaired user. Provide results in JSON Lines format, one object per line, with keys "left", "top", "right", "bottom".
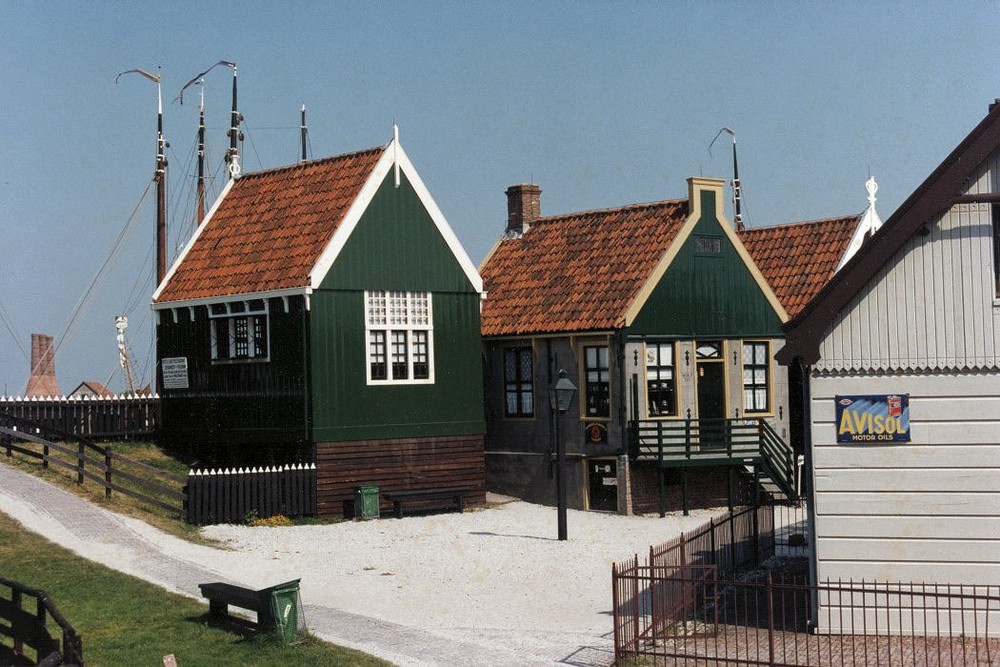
{"left": 629, "top": 463, "right": 752, "bottom": 514}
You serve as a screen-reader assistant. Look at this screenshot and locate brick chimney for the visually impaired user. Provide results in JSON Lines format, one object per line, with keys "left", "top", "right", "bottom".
{"left": 25, "top": 333, "right": 61, "bottom": 397}
{"left": 505, "top": 184, "right": 541, "bottom": 236}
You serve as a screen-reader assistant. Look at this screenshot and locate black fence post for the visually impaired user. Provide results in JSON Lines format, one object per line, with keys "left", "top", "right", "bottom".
{"left": 104, "top": 447, "right": 113, "bottom": 499}
{"left": 77, "top": 440, "right": 84, "bottom": 486}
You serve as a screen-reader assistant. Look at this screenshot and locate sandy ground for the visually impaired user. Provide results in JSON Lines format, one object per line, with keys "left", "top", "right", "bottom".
{"left": 202, "top": 496, "right": 723, "bottom": 638}
{"left": 0, "top": 463, "right": 730, "bottom": 665}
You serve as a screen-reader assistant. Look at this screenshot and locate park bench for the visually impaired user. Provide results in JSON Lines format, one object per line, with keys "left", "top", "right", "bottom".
{"left": 383, "top": 487, "right": 470, "bottom": 518}
{"left": 198, "top": 579, "right": 299, "bottom": 630}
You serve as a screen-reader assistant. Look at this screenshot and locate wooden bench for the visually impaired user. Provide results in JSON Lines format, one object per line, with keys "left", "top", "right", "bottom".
{"left": 198, "top": 579, "right": 299, "bottom": 630}
{"left": 383, "top": 487, "right": 470, "bottom": 519}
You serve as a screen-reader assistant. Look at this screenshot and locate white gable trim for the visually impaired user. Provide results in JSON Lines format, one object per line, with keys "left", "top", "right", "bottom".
{"left": 151, "top": 286, "right": 310, "bottom": 311}
{"left": 152, "top": 178, "right": 236, "bottom": 302}
{"left": 308, "top": 137, "right": 484, "bottom": 294}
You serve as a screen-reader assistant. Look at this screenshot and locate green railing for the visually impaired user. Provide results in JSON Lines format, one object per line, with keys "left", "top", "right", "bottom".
{"left": 628, "top": 417, "right": 796, "bottom": 499}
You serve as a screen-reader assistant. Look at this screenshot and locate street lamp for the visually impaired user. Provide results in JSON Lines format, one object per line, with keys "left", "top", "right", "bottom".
{"left": 549, "top": 369, "right": 577, "bottom": 541}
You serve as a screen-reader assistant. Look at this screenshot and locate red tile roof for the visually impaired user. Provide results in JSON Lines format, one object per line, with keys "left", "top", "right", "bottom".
{"left": 480, "top": 199, "right": 689, "bottom": 336}
{"left": 739, "top": 215, "right": 860, "bottom": 319}
{"left": 155, "top": 147, "right": 385, "bottom": 303}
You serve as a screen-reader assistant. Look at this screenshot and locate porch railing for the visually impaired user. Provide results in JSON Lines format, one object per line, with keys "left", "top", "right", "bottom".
{"left": 629, "top": 417, "right": 797, "bottom": 499}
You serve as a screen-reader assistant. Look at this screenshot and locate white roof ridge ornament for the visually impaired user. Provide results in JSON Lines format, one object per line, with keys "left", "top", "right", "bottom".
{"left": 836, "top": 176, "right": 884, "bottom": 272}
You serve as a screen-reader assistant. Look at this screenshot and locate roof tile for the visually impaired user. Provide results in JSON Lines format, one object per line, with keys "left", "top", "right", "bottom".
{"left": 156, "top": 146, "right": 385, "bottom": 303}
{"left": 481, "top": 200, "right": 688, "bottom": 336}
{"left": 739, "top": 215, "right": 860, "bottom": 318}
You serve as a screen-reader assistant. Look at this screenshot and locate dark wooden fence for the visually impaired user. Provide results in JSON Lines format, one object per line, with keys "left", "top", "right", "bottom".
{"left": 0, "top": 576, "right": 84, "bottom": 666}
{"left": 0, "top": 413, "right": 185, "bottom": 516}
{"left": 186, "top": 465, "right": 317, "bottom": 524}
{"left": 0, "top": 395, "right": 159, "bottom": 441}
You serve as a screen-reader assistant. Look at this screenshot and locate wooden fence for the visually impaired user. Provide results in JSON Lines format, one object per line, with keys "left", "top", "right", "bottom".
{"left": 0, "top": 413, "right": 185, "bottom": 516}
{"left": 0, "top": 576, "right": 84, "bottom": 666}
{"left": 186, "top": 465, "right": 317, "bottom": 525}
{"left": 0, "top": 395, "right": 159, "bottom": 441}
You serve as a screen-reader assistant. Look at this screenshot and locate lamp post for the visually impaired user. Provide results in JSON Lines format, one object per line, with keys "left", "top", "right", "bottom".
{"left": 549, "top": 369, "right": 577, "bottom": 541}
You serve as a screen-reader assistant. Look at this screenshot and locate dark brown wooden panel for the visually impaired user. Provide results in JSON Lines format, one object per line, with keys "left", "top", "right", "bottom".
{"left": 315, "top": 435, "right": 485, "bottom": 517}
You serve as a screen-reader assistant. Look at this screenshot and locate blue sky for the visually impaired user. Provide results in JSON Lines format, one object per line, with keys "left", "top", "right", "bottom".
{"left": 1, "top": 2, "right": 998, "bottom": 395}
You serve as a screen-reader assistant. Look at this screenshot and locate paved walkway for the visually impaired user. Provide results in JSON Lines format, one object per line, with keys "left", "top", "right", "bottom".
{"left": 0, "top": 462, "right": 613, "bottom": 666}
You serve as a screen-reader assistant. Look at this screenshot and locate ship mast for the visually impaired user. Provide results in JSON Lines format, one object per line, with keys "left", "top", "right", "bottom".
{"left": 115, "top": 67, "right": 168, "bottom": 285}
{"left": 196, "top": 80, "right": 206, "bottom": 225}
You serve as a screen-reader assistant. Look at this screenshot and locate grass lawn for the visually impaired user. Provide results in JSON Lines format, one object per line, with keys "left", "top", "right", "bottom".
{"left": 0, "top": 510, "right": 389, "bottom": 666}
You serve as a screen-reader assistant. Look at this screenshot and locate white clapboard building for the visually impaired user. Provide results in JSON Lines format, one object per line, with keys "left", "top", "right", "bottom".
{"left": 778, "top": 101, "right": 1000, "bottom": 631}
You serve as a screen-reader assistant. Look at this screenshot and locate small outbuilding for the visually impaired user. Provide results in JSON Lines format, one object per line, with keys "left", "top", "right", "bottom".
{"left": 153, "top": 133, "right": 486, "bottom": 516}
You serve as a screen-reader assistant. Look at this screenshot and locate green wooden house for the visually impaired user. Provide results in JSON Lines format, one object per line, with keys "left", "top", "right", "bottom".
{"left": 481, "top": 177, "right": 848, "bottom": 515}
{"left": 153, "top": 134, "right": 486, "bottom": 516}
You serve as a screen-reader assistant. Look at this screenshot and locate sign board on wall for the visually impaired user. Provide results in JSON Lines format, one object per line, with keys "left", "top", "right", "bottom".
{"left": 835, "top": 394, "right": 910, "bottom": 443}
{"left": 161, "top": 357, "right": 190, "bottom": 390}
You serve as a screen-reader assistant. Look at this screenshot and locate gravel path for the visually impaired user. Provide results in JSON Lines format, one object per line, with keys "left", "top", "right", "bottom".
{"left": 0, "top": 461, "right": 724, "bottom": 665}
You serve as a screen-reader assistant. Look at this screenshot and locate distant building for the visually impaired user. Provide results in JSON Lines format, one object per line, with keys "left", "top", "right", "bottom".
{"left": 68, "top": 381, "right": 114, "bottom": 398}
{"left": 24, "top": 333, "right": 60, "bottom": 398}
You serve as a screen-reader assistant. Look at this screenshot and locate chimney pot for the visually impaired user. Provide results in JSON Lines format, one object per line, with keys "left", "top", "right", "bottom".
{"left": 505, "top": 184, "right": 541, "bottom": 235}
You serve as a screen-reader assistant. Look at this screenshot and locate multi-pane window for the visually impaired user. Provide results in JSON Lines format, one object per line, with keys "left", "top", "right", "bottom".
{"left": 742, "top": 341, "right": 770, "bottom": 413}
{"left": 504, "top": 347, "right": 534, "bottom": 417}
{"left": 365, "top": 291, "right": 433, "bottom": 383}
{"left": 646, "top": 342, "right": 677, "bottom": 417}
{"left": 209, "top": 299, "right": 269, "bottom": 361}
{"left": 584, "top": 345, "right": 610, "bottom": 418}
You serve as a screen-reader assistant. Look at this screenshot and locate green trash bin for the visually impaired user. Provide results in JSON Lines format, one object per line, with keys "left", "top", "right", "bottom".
{"left": 355, "top": 485, "right": 380, "bottom": 519}
{"left": 269, "top": 579, "right": 302, "bottom": 644}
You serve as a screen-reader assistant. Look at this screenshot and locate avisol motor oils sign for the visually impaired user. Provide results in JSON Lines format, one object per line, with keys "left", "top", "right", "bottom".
{"left": 835, "top": 394, "right": 910, "bottom": 443}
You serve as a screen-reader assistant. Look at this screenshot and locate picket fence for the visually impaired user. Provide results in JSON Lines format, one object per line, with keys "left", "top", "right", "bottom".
{"left": 186, "top": 464, "right": 317, "bottom": 524}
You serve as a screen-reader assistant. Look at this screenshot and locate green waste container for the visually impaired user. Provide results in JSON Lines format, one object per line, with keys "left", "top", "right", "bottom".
{"left": 355, "top": 485, "right": 380, "bottom": 519}
{"left": 269, "top": 579, "right": 302, "bottom": 644}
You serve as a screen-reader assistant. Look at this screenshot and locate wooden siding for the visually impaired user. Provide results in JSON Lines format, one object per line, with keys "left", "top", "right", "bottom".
{"left": 816, "top": 150, "right": 1000, "bottom": 373}
{"left": 628, "top": 191, "right": 784, "bottom": 338}
{"left": 156, "top": 296, "right": 309, "bottom": 460}
{"left": 315, "top": 435, "right": 485, "bottom": 517}
{"left": 309, "top": 290, "right": 485, "bottom": 442}
{"left": 809, "top": 372, "right": 1000, "bottom": 586}
{"left": 320, "top": 170, "right": 476, "bottom": 293}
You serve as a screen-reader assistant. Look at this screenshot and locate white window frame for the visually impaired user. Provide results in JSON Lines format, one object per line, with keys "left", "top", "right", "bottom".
{"left": 365, "top": 290, "right": 434, "bottom": 385}
{"left": 208, "top": 299, "right": 270, "bottom": 363}
{"left": 742, "top": 340, "right": 771, "bottom": 415}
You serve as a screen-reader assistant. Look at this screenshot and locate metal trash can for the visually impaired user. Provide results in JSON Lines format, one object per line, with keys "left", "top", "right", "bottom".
{"left": 269, "top": 579, "right": 303, "bottom": 644}
{"left": 354, "top": 485, "right": 380, "bottom": 520}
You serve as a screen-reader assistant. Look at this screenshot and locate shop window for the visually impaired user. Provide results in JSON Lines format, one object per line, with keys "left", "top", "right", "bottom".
{"left": 645, "top": 342, "right": 677, "bottom": 416}
{"left": 583, "top": 345, "right": 610, "bottom": 418}
{"left": 742, "top": 341, "right": 770, "bottom": 413}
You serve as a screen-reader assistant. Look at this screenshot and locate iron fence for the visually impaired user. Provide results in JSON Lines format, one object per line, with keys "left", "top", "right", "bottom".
{"left": 612, "top": 564, "right": 1000, "bottom": 666}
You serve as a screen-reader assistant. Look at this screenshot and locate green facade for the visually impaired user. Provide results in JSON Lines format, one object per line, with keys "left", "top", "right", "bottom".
{"left": 628, "top": 190, "right": 783, "bottom": 338}
{"left": 310, "top": 171, "right": 485, "bottom": 442}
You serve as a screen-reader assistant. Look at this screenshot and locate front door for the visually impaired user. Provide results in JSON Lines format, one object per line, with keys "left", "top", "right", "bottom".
{"left": 587, "top": 458, "right": 618, "bottom": 511}
{"left": 696, "top": 341, "right": 726, "bottom": 449}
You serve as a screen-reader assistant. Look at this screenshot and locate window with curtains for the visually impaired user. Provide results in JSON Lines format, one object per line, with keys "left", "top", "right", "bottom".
{"left": 209, "top": 299, "right": 269, "bottom": 362}
{"left": 645, "top": 342, "right": 677, "bottom": 417}
{"left": 365, "top": 291, "right": 433, "bottom": 384}
{"left": 742, "top": 341, "right": 770, "bottom": 413}
{"left": 583, "top": 345, "right": 610, "bottom": 418}
{"left": 503, "top": 347, "right": 534, "bottom": 417}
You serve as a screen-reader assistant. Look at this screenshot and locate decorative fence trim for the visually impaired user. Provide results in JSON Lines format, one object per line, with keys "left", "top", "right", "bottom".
{"left": 186, "top": 464, "right": 318, "bottom": 525}
{"left": 0, "top": 395, "right": 160, "bottom": 441}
